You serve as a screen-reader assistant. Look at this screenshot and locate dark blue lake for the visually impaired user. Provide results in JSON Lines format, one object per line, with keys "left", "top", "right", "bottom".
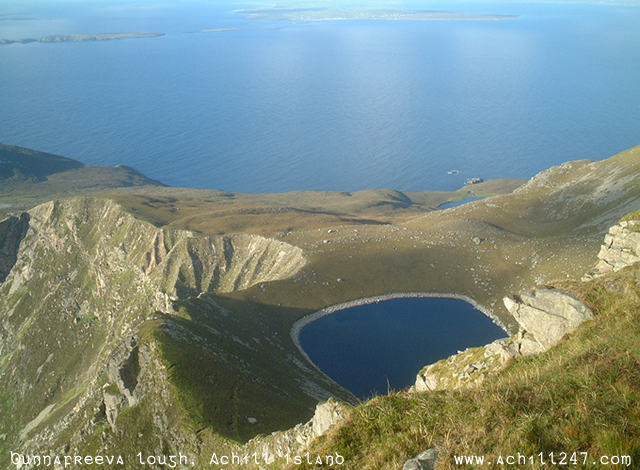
{"left": 1, "top": 1, "right": 639, "bottom": 193}
{"left": 299, "top": 297, "right": 506, "bottom": 399}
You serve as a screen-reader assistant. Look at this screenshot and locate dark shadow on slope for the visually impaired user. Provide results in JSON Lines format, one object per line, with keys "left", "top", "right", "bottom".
{"left": 0, "top": 143, "right": 83, "bottom": 181}
{"left": 147, "top": 295, "right": 352, "bottom": 444}
{"left": 0, "top": 212, "right": 29, "bottom": 282}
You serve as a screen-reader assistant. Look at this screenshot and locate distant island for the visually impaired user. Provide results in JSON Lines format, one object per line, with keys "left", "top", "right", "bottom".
{"left": 199, "top": 28, "right": 237, "bottom": 33}
{"left": 234, "top": 8, "right": 517, "bottom": 22}
{"left": 0, "top": 32, "right": 164, "bottom": 45}
{"left": 0, "top": 38, "right": 37, "bottom": 45}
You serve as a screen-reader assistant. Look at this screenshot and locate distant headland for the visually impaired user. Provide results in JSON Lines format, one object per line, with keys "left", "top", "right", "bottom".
{"left": 234, "top": 8, "right": 517, "bottom": 22}
{"left": 0, "top": 32, "right": 164, "bottom": 45}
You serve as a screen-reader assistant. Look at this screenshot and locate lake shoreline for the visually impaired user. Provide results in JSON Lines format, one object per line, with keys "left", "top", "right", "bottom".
{"left": 290, "top": 292, "right": 508, "bottom": 380}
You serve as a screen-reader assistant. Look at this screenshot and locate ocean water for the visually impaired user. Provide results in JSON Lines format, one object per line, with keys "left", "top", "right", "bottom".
{"left": 0, "top": 1, "right": 639, "bottom": 193}
{"left": 299, "top": 297, "right": 506, "bottom": 398}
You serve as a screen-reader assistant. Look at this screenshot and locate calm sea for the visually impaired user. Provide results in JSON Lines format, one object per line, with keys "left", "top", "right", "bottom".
{"left": 1, "top": 1, "right": 639, "bottom": 193}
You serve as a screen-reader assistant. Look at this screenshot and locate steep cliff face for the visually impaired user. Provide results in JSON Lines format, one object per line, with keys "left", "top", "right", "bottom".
{"left": 1, "top": 199, "right": 170, "bottom": 445}
{"left": 0, "top": 197, "right": 346, "bottom": 466}
{"left": 149, "top": 232, "right": 306, "bottom": 295}
{"left": 20, "top": 198, "right": 306, "bottom": 296}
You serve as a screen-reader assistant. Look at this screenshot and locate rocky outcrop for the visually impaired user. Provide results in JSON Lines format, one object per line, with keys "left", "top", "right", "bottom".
{"left": 414, "top": 357, "right": 493, "bottom": 392}
{"left": 248, "top": 399, "right": 349, "bottom": 461}
{"left": 583, "top": 219, "right": 640, "bottom": 280}
{"left": 23, "top": 198, "right": 307, "bottom": 296}
{"left": 414, "top": 368, "right": 441, "bottom": 392}
{"left": 403, "top": 448, "right": 439, "bottom": 470}
{"left": 412, "top": 288, "right": 593, "bottom": 393}
{"left": 413, "top": 337, "right": 516, "bottom": 392}
{"left": 503, "top": 288, "right": 593, "bottom": 352}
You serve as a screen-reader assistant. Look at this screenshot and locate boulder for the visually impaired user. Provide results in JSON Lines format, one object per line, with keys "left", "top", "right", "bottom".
{"left": 504, "top": 288, "right": 593, "bottom": 351}
{"left": 403, "top": 448, "right": 439, "bottom": 470}
{"left": 484, "top": 338, "right": 517, "bottom": 363}
{"left": 414, "top": 367, "right": 440, "bottom": 392}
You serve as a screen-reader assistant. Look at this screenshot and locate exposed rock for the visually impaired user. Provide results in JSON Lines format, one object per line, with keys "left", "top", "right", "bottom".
{"left": 412, "top": 288, "right": 593, "bottom": 394}
{"left": 102, "top": 390, "right": 126, "bottom": 431}
{"left": 249, "top": 399, "right": 349, "bottom": 460}
{"left": 504, "top": 288, "right": 593, "bottom": 351}
{"left": 106, "top": 338, "right": 140, "bottom": 407}
{"left": 18, "top": 405, "right": 55, "bottom": 441}
{"left": 515, "top": 329, "right": 548, "bottom": 356}
{"left": 149, "top": 229, "right": 307, "bottom": 295}
{"left": 484, "top": 338, "right": 517, "bottom": 363}
{"left": 413, "top": 343, "right": 507, "bottom": 392}
{"left": 310, "top": 399, "right": 347, "bottom": 437}
{"left": 403, "top": 448, "right": 439, "bottom": 470}
{"left": 466, "top": 177, "right": 483, "bottom": 185}
{"left": 583, "top": 219, "right": 640, "bottom": 280}
{"left": 19, "top": 198, "right": 308, "bottom": 297}
{"left": 414, "top": 368, "right": 440, "bottom": 392}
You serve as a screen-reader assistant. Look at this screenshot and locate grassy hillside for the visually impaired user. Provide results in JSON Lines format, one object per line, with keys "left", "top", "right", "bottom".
{"left": 0, "top": 198, "right": 351, "bottom": 469}
{"left": 0, "top": 144, "right": 638, "bottom": 469}
{"left": 296, "top": 262, "right": 640, "bottom": 469}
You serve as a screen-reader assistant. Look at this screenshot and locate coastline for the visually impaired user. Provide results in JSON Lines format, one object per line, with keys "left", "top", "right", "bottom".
{"left": 290, "top": 292, "right": 509, "bottom": 379}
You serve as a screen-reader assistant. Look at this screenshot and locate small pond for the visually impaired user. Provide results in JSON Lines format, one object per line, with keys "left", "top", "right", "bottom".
{"left": 298, "top": 296, "right": 506, "bottom": 399}
{"left": 439, "top": 196, "right": 486, "bottom": 209}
